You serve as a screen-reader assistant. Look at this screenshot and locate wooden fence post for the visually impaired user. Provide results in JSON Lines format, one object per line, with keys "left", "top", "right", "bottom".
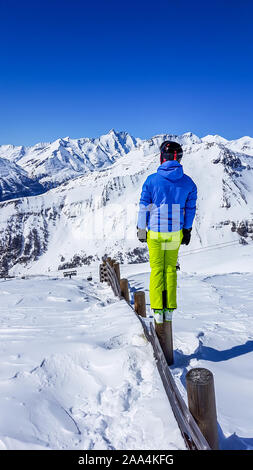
{"left": 186, "top": 368, "right": 219, "bottom": 450}
{"left": 134, "top": 291, "right": 146, "bottom": 317}
{"left": 113, "top": 262, "right": 120, "bottom": 284}
{"left": 103, "top": 260, "right": 110, "bottom": 285}
{"left": 108, "top": 258, "right": 115, "bottom": 267}
{"left": 120, "top": 278, "right": 130, "bottom": 302}
{"left": 100, "top": 263, "right": 105, "bottom": 283}
{"left": 155, "top": 322, "right": 174, "bottom": 366}
{"left": 152, "top": 289, "right": 174, "bottom": 365}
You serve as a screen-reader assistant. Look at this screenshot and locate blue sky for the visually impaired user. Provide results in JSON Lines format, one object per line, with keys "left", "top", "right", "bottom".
{"left": 0, "top": 0, "right": 252, "bottom": 145}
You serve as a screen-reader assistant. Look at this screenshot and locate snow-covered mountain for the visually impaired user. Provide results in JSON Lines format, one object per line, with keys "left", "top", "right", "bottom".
{"left": 0, "top": 130, "right": 252, "bottom": 275}
{"left": 0, "top": 130, "right": 140, "bottom": 189}
{"left": 0, "top": 157, "right": 45, "bottom": 201}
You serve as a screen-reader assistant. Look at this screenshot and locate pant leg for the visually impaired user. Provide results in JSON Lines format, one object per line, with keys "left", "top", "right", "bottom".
{"left": 147, "top": 230, "right": 165, "bottom": 310}
{"left": 163, "top": 230, "right": 183, "bottom": 309}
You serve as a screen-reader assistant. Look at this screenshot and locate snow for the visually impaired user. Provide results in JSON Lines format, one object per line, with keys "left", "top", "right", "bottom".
{"left": 202, "top": 135, "right": 229, "bottom": 145}
{"left": 0, "top": 157, "right": 44, "bottom": 201}
{"left": 123, "top": 244, "right": 253, "bottom": 450}
{"left": 0, "top": 131, "right": 139, "bottom": 188}
{"left": 0, "top": 275, "right": 185, "bottom": 450}
{"left": 1, "top": 241, "right": 252, "bottom": 450}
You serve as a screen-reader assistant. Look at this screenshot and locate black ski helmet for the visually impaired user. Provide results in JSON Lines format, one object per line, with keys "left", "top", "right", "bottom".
{"left": 160, "top": 141, "right": 183, "bottom": 164}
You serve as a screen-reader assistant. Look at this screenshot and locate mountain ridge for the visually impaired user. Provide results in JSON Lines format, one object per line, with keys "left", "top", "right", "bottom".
{"left": 0, "top": 130, "right": 252, "bottom": 275}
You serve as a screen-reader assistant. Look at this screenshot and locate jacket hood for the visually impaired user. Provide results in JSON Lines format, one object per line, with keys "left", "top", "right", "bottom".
{"left": 157, "top": 160, "right": 184, "bottom": 181}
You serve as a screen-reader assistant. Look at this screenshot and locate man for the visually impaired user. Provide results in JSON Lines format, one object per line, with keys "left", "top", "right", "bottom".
{"left": 137, "top": 141, "right": 197, "bottom": 324}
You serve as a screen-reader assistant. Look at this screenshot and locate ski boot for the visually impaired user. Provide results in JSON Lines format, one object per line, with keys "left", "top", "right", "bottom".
{"left": 163, "top": 308, "right": 174, "bottom": 322}
{"left": 153, "top": 309, "right": 164, "bottom": 324}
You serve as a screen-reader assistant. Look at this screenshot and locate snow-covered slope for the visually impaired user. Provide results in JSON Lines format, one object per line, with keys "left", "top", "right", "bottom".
{"left": 124, "top": 259, "right": 253, "bottom": 450}
{"left": 0, "top": 275, "right": 185, "bottom": 450}
{"left": 0, "top": 130, "right": 253, "bottom": 275}
{"left": 1, "top": 249, "right": 252, "bottom": 450}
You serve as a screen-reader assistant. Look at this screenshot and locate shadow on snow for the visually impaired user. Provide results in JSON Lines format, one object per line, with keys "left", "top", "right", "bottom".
{"left": 171, "top": 336, "right": 253, "bottom": 450}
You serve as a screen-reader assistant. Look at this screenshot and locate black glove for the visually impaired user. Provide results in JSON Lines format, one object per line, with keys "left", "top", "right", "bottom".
{"left": 181, "top": 228, "right": 192, "bottom": 245}
{"left": 137, "top": 228, "right": 147, "bottom": 243}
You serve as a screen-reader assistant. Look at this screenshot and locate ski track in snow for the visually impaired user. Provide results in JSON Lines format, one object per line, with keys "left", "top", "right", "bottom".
{"left": 0, "top": 276, "right": 185, "bottom": 450}
{"left": 126, "top": 266, "right": 253, "bottom": 450}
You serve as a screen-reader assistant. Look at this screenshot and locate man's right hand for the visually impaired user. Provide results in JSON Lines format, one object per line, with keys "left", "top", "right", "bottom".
{"left": 137, "top": 228, "right": 147, "bottom": 243}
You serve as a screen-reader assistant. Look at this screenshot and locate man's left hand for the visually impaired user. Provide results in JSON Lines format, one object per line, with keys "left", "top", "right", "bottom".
{"left": 181, "top": 228, "right": 192, "bottom": 245}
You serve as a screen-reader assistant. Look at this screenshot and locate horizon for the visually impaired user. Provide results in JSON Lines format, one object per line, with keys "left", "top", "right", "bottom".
{"left": 0, "top": 129, "right": 253, "bottom": 149}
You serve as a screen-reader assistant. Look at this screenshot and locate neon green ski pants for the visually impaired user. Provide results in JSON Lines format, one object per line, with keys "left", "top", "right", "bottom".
{"left": 147, "top": 229, "right": 183, "bottom": 310}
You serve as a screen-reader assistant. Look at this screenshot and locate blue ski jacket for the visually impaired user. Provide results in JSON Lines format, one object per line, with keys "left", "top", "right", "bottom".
{"left": 137, "top": 160, "right": 197, "bottom": 232}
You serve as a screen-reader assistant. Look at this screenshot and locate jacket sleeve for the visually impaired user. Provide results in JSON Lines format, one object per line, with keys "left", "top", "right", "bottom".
{"left": 184, "top": 182, "right": 197, "bottom": 229}
{"left": 137, "top": 177, "right": 152, "bottom": 229}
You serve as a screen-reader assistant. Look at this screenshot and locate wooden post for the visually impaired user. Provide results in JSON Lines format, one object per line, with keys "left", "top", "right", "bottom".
{"left": 154, "top": 289, "right": 174, "bottom": 365}
{"left": 113, "top": 262, "right": 120, "bottom": 284}
{"left": 134, "top": 291, "right": 146, "bottom": 317}
{"left": 155, "top": 322, "right": 174, "bottom": 366}
{"left": 108, "top": 257, "right": 115, "bottom": 267}
{"left": 103, "top": 260, "right": 110, "bottom": 285}
{"left": 102, "top": 264, "right": 108, "bottom": 283}
{"left": 186, "top": 368, "right": 219, "bottom": 450}
{"left": 120, "top": 278, "right": 130, "bottom": 302}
